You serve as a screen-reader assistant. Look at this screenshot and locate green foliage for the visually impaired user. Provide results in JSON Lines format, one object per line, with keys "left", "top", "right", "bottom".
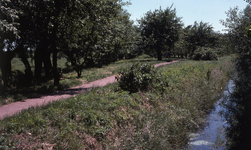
{"left": 61, "top": 0, "right": 129, "bottom": 76}
{"left": 220, "top": 5, "right": 251, "bottom": 54}
{"left": 191, "top": 47, "right": 218, "bottom": 60}
{"left": 184, "top": 21, "right": 219, "bottom": 55}
{"left": 116, "top": 63, "right": 165, "bottom": 93}
{"left": 222, "top": 41, "right": 251, "bottom": 148}
{"left": 0, "top": 0, "right": 19, "bottom": 35}
{"left": 139, "top": 6, "right": 182, "bottom": 60}
{"left": 1, "top": 0, "right": 139, "bottom": 88}
{"left": 0, "top": 136, "right": 15, "bottom": 150}
{"left": 173, "top": 29, "right": 189, "bottom": 58}
{"left": 221, "top": 5, "right": 251, "bottom": 148}
{"left": 96, "top": 13, "right": 142, "bottom": 64}
{"left": 244, "top": 25, "right": 251, "bottom": 37}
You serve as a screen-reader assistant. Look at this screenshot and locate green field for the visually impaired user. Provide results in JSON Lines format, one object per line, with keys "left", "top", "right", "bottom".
{"left": 0, "top": 55, "right": 235, "bottom": 149}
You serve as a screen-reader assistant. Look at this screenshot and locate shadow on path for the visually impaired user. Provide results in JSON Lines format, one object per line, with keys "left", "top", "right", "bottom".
{"left": 0, "top": 61, "right": 179, "bottom": 120}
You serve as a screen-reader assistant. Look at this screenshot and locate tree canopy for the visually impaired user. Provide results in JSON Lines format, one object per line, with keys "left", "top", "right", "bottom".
{"left": 0, "top": 0, "right": 138, "bottom": 92}
{"left": 184, "top": 21, "right": 218, "bottom": 55}
{"left": 139, "top": 6, "right": 182, "bottom": 60}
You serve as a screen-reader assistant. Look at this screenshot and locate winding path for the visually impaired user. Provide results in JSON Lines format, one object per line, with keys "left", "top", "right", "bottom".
{"left": 0, "top": 60, "right": 179, "bottom": 120}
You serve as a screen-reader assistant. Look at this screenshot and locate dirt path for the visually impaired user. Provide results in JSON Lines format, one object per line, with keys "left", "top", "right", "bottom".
{"left": 0, "top": 60, "right": 179, "bottom": 120}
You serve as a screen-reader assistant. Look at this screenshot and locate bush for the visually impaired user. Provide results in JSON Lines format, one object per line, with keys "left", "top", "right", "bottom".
{"left": 191, "top": 47, "right": 218, "bottom": 60}
{"left": 116, "top": 63, "right": 164, "bottom": 93}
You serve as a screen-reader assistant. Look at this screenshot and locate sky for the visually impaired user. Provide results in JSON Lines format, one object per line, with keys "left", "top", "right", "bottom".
{"left": 123, "top": 0, "right": 249, "bottom": 32}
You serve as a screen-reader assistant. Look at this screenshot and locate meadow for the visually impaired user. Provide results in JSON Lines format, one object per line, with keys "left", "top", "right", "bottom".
{"left": 0, "top": 55, "right": 235, "bottom": 149}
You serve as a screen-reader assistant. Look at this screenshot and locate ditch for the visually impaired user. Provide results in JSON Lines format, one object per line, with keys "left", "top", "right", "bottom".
{"left": 186, "top": 80, "right": 234, "bottom": 150}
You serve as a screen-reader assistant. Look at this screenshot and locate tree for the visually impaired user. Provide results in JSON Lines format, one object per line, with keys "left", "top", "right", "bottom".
{"left": 221, "top": 4, "right": 251, "bottom": 148}
{"left": 173, "top": 29, "right": 189, "bottom": 58}
{"left": 184, "top": 21, "right": 218, "bottom": 55}
{"left": 139, "top": 6, "right": 182, "bottom": 60}
{"left": 61, "top": 1, "right": 142, "bottom": 78}
{"left": 96, "top": 10, "right": 142, "bottom": 64}
{"left": 245, "top": 0, "right": 251, "bottom": 5}
{"left": 0, "top": 0, "right": 19, "bottom": 94}
{"left": 1, "top": 0, "right": 135, "bottom": 86}
{"left": 9, "top": 0, "right": 57, "bottom": 83}
{"left": 6, "top": 0, "right": 128, "bottom": 83}
{"left": 220, "top": 5, "right": 251, "bottom": 53}
{"left": 61, "top": 0, "right": 127, "bottom": 77}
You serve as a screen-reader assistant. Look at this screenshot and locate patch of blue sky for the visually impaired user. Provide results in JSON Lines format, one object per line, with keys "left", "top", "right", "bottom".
{"left": 123, "top": 0, "right": 249, "bottom": 32}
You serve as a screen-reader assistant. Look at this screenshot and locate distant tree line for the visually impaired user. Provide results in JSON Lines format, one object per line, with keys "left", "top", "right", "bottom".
{"left": 0, "top": 0, "right": 232, "bottom": 95}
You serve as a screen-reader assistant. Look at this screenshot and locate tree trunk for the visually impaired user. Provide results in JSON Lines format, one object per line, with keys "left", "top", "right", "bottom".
{"left": 0, "top": 50, "right": 3, "bottom": 95}
{"left": 51, "top": 0, "right": 62, "bottom": 86}
{"left": 52, "top": 19, "right": 59, "bottom": 86}
{"left": 77, "top": 70, "right": 81, "bottom": 78}
{"left": 156, "top": 48, "right": 162, "bottom": 61}
{"left": 19, "top": 51, "right": 33, "bottom": 82}
{"left": 16, "top": 44, "right": 33, "bottom": 82}
{"left": 53, "top": 50, "right": 59, "bottom": 86}
{"left": 43, "top": 51, "right": 52, "bottom": 78}
{"left": 0, "top": 50, "right": 15, "bottom": 94}
{"left": 34, "top": 49, "right": 43, "bottom": 80}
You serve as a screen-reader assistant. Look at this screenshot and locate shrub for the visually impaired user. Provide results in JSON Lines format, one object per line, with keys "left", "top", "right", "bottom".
{"left": 116, "top": 63, "right": 164, "bottom": 93}
{"left": 191, "top": 47, "right": 218, "bottom": 60}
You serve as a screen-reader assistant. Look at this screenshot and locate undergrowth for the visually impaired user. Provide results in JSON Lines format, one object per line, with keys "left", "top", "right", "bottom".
{"left": 0, "top": 55, "right": 235, "bottom": 149}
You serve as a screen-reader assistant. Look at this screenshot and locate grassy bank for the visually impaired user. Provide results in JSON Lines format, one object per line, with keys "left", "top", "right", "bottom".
{"left": 0, "top": 55, "right": 235, "bottom": 149}
{"left": 0, "top": 54, "right": 175, "bottom": 105}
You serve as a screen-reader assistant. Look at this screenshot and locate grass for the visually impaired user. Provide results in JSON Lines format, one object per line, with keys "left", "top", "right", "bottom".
{"left": 0, "top": 54, "right": 177, "bottom": 105}
{"left": 0, "top": 55, "right": 235, "bottom": 149}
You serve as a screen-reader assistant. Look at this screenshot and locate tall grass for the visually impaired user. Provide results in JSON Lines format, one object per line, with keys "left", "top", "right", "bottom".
{"left": 0, "top": 55, "right": 235, "bottom": 149}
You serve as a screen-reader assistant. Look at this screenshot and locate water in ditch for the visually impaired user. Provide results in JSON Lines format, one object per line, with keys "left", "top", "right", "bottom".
{"left": 186, "top": 80, "right": 234, "bottom": 150}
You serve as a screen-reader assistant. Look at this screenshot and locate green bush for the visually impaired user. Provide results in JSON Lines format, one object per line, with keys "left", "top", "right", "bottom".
{"left": 191, "top": 47, "right": 218, "bottom": 60}
{"left": 116, "top": 63, "right": 164, "bottom": 93}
